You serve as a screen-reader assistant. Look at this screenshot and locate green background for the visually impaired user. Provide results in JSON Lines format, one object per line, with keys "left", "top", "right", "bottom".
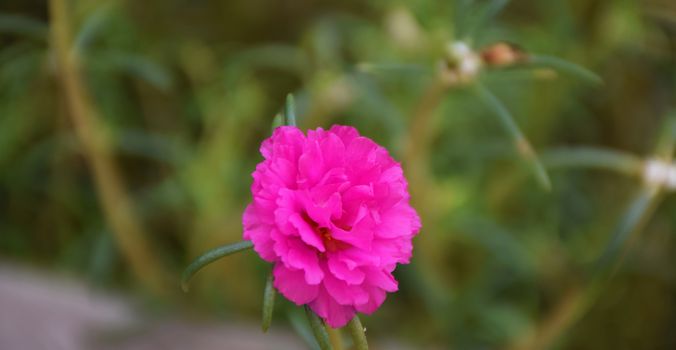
{"left": 1, "top": 0, "right": 675, "bottom": 348}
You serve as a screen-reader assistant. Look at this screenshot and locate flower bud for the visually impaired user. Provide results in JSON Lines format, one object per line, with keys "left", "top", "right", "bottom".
{"left": 480, "top": 42, "right": 528, "bottom": 67}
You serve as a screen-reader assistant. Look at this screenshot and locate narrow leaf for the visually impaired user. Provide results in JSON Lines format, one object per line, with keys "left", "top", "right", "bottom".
{"left": 0, "top": 14, "right": 47, "bottom": 41}
{"left": 480, "top": 0, "right": 511, "bottom": 24}
{"left": 653, "top": 112, "right": 676, "bottom": 160}
{"left": 229, "top": 45, "right": 308, "bottom": 75}
{"left": 305, "top": 306, "right": 333, "bottom": 350}
{"left": 595, "top": 187, "right": 661, "bottom": 272}
{"left": 104, "top": 52, "right": 173, "bottom": 91}
{"left": 466, "top": 0, "right": 511, "bottom": 39}
{"left": 347, "top": 316, "right": 369, "bottom": 350}
{"left": 527, "top": 55, "right": 602, "bottom": 85}
{"left": 289, "top": 310, "right": 321, "bottom": 350}
{"left": 271, "top": 113, "right": 283, "bottom": 131}
{"left": 542, "top": 147, "right": 644, "bottom": 177}
{"left": 453, "top": 0, "right": 475, "bottom": 39}
{"left": 261, "top": 271, "right": 276, "bottom": 332}
{"left": 73, "top": 3, "right": 114, "bottom": 53}
{"left": 474, "top": 82, "right": 552, "bottom": 190}
{"left": 181, "top": 240, "right": 253, "bottom": 292}
{"left": 356, "top": 62, "right": 429, "bottom": 74}
{"left": 285, "top": 93, "right": 297, "bottom": 127}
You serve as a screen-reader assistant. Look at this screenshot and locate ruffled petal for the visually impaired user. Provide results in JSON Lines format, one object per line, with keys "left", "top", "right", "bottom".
{"left": 328, "top": 125, "right": 360, "bottom": 145}
{"left": 328, "top": 254, "right": 365, "bottom": 285}
{"left": 244, "top": 125, "right": 421, "bottom": 327}
{"left": 288, "top": 212, "right": 325, "bottom": 252}
{"left": 363, "top": 268, "right": 398, "bottom": 292}
{"left": 323, "top": 268, "right": 369, "bottom": 305}
{"left": 354, "top": 285, "right": 387, "bottom": 314}
{"left": 309, "top": 286, "right": 356, "bottom": 328}
{"left": 272, "top": 232, "right": 324, "bottom": 284}
{"left": 242, "top": 205, "right": 276, "bottom": 262}
{"left": 274, "top": 264, "right": 319, "bottom": 305}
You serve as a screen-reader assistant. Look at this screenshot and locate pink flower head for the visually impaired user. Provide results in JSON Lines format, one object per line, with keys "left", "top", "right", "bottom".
{"left": 243, "top": 125, "right": 421, "bottom": 327}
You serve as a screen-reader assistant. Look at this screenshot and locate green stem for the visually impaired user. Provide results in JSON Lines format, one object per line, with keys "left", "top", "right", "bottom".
{"left": 305, "top": 306, "right": 333, "bottom": 350}
{"left": 285, "top": 93, "right": 297, "bottom": 127}
{"left": 595, "top": 187, "right": 662, "bottom": 273}
{"left": 347, "top": 316, "right": 369, "bottom": 350}
{"left": 50, "top": 0, "right": 168, "bottom": 295}
{"left": 261, "top": 270, "right": 276, "bottom": 332}
{"left": 181, "top": 240, "right": 253, "bottom": 291}
{"left": 541, "top": 148, "right": 644, "bottom": 177}
{"left": 474, "top": 82, "right": 551, "bottom": 190}
{"left": 527, "top": 54, "right": 602, "bottom": 85}
{"left": 326, "top": 326, "right": 344, "bottom": 350}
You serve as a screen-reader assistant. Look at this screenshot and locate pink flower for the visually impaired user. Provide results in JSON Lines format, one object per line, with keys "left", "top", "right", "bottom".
{"left": 243, "top": 125, "right": 421, "bottom": 328}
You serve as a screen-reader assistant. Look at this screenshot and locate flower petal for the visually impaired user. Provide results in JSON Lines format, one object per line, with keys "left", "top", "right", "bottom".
{"left": 309, "top": 286, "right": 356, "bottom": 328}
{"left": 323, "top": 267, "right": 369, "bottom": 305}
{"left": 288, "top": 212, "right": 325, "bottom": 252}
{"left": 328, "top": 254, "right": 365, "bottom": 285}
{"left": 272, "top": 232, "right": 324, "bottom": 284}
{"left": 242, "top": 205, "right": 276, "bottom": 262}
{"left": 354, "top": 285, "right": 387, "bottom": 314}
{"left": 244, "top": 125, "right": 421, "bottom": 327}
{"left": 273, "top": 264, "right": 319, "bottom": 305}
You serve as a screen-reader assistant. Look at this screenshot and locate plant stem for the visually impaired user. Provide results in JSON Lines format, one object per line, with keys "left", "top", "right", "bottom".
{"left": 509, "top": 118, "right": 675, "bottom": 350}
{"left": 542, "top": 148, "right": 644, "bottom": 177}
{"left": 403, "top": 78, "right": 448, "bottom": 174}
{"left": 180, "top": 241, "right": 253, "bottom": 291}
{"left": 261, "top": 270, "right": 276, "bottom": 332}
{"left": 48, "top": 0, "right": 167, "bottom": 295}
{"left": 326, "top": 326, "right": 344, "bottom": 350}
{"left": 305, "top": 306, "right": 333, "bottom": 350}
{"left": 347, "top": 316, "right": 369, "bottom": 350}
{"left": 285, "top": 93, "right": 297, "bottom": 126}
{"left": 474, "top": 82, "right": 551, "bottom": 190}
{"left": 527, "top": 55, "right": 602, "bottom": 85}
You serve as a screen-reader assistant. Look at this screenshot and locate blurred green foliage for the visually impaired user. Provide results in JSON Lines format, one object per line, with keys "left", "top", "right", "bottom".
{"left": 1, "top": 0, "right": 675, "bottom": 349}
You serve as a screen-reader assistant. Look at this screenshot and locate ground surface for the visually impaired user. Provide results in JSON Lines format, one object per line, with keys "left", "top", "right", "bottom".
{"left": 0, "top": 264, "right": 306, "bottom": 350}
{"left": 0, "top": 264, "right": 415, "bottom": 350}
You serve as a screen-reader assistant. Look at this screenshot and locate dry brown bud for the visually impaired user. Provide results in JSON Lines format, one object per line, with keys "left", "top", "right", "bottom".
{"left": 480, "top": 42, "right": 528, "bottom": 67}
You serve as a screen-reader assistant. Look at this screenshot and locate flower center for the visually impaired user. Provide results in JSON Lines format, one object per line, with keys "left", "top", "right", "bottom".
{"left": 301, "top": 212, "right": 347, "bottom": 252}
{"left": 318, "top": 227, "right": 340, "bottom": 252}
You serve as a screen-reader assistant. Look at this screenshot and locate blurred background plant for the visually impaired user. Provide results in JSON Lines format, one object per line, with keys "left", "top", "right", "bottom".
{"left": 1, "top": 0, "right": 675, "bottom": 349}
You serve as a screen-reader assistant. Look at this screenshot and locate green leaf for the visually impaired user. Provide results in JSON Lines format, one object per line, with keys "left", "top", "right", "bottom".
{"left": 0, "top": 14, "right": 47, "bottom": 41}
{"left": 116, "top": 129, "right": 190, "bottom": 166}
{"left": 103, "top": 52, "right": 173, "bottom": 91}
{"left": 87, "top": 230, "right": 117, "bottom": 287}
{"left": 356, "top": 62, "right": 429, "bottom": 74}
{"left": 479, "top": 0, "right": 511, "bottom": 24}
{"left": 284, "top": 93, "right": 297, "bottom": 127}
{"left": 271, "top": 113, "right": 283, "bottom": 131}
{"left": 347, "top": 316, "right": 369, "bottom": 350}
{"left": 542, "top": 147, "right": 644, "bottom": 177}
{"left": 228, "top": 45, "right": 308, "bottom": 75}
{"left": 289, "top": 310, "right": 321, "bottom": 350}
{"left": 261, "top": 271, "right": 276, "bottom": 332}
{"left": 595, "top": 187, "right": 661, "bottom": 272}
{"left": 653, "top": 112, "right": 676, "bottom": 160}
{"left": 527, "top": 55, "right": 602, "bottom": 85}
{"left": 181, "top": 240, "right": 253, "bottom": 292}
{"left": 73, "top": 3, "right": 115, "bottom": 54}
{"left": 467, "top": 0, "right": 511, "bottom": 40}
{"left": 305, "top": 305, "right": 333, "bottom": 350}
{"left": 474, "top": 82, "right": 552, "bottom": 190}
